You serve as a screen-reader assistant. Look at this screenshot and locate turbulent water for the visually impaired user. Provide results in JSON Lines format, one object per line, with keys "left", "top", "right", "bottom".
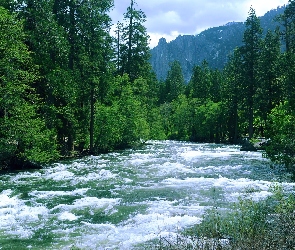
{"left": 0, "top": 141, "right": 294, "bottom": 249}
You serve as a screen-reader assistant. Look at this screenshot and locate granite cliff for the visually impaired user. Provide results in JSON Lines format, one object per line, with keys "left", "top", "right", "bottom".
{"left": 150, "top": 6, "right": 285, "bottom": 82}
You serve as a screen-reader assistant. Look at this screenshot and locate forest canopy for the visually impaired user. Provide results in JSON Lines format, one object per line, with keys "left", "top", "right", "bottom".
{"left": 0, "top": 0, "right": 295, "bottom": 177}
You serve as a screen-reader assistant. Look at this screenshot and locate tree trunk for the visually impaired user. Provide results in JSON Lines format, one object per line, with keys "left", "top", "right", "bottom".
{"left": 127, "top": 0, "right": 133, "bottom": 77}
{"left": 90, "top": 86, "right": 95, "bottom": 153}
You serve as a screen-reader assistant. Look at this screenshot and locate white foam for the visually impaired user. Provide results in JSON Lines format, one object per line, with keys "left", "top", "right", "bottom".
{"left": 0, "top": 190, "right": 49, "bottom": 238}
{"left": 72, "top": 169, "right": 117, "bottom": 184}
{"left": 144, "top": 199, "right": 207, "bottom": 218}
{"left": 29, "top": 188, "right": 89, "bottom": 198}
{"left": 0, "top": 189, "right": 18, "bottom": 208}
{"left": 230, "top": 190, "right": 272, "bottom": 201}
{"left": 179, "top": 150, "right": 204, "bottom": 160}
{"left": 59, "top": 211, "right": 79, "bottom": 221}
{"left": 46, "top": 170, "right": 75, "bottom": 181}
{"left": 161, "top": 177, "right": 213, "bottom": 187}
{"left": 180, "top": 150, "right": 243, "bottom": 161}
{"left": 1, "top": 141, "right": 294, "bottom": 249}
{"left": 198, "top": 165, "right": 243, "bottom": 173}
{"left": 128, "top": 153, "right": 155, "bottom": 165}
{"left": 53, "top": 197, "right": 121, "bottom": 215}
{"left": 156, "top": 162, "right": 195, "bottom": 174}
{"left": 9, "top": 172, "right": 42, "bottom": 185}
{"left": 72, "top": 212, "right": 202, "bottom": 249}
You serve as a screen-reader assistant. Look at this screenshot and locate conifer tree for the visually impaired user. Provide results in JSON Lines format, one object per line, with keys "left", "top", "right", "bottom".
{"left": 257, "top": 29, "right": 282, "bottom": 134}
{"left": 240, "top": 7, "right": 262, "bottom": 139}
{"left": 76, "top": 0, "right": 114, "bottom": 153}
{"left": 223, "top": 48, "right": 243, "bottom": 143}
{"left": 186, "top": 60, "right": 212, "bottom": 101}
{"left": 164, "top": 61, "right": 185, "bottom": 103}
{"left": 280, "top": 0, "right": 295, "bottom": 110}
{"left": 0, "top": 7, "right": 58, "bottom": 167}
{"left": 118, "top": 0, "right": 151, "bottom": 82}
{"left": 279, "top": 0, "right": 295, "bottom": 53}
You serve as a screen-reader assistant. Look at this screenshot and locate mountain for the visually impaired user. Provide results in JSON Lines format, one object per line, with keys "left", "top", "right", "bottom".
{"left": 150, "top": 6, "right": 286, "bottom": 82}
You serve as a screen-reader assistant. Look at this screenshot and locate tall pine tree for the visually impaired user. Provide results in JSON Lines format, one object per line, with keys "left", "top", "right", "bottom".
{"left": 0, "top": 7, "right": 58, "bottom": 168}
{"left": 118, "top": 0, "right": 151, "bottom": 82}
{"left": 240, "top": 7, "right": 262, "bottom": 139}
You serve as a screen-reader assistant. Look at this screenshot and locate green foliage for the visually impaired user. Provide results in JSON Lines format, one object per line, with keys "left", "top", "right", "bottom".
{"left": 169, "top": 95, "right": 192, "bottom": 140}
{"left": 256, "top": 30, "right": 282, "bottom": 123}
{"left": 264, "top": 102, "right": 295, "bottom": 178}
{"left": 186, "top": 61, "right": 212, "bottom": 101}
{"left": 0, "top": 7, "right": 58, "bottom": 166}
{"left": 118, "top": 0, "right": 151, "bottom": 82}
{"left": 191, "top": 100, "right": 223, "bottom": 142}
{"left": 279, "top": 0, "right": 295, "bottom": 53}
{"left": 162, "top": 61, "right": 185, "bottom": 103}
{"left": 94, "top": 103, "right": 122, "bottom": 152}
{"left": 222, "top": 49, "right": 243, "bottom": 143}
{"left": 240, "top": 7, "right": 263, "bottom": 139}
{"left": 157, "top": 184, "right": 295, "bottom": 249}
{"left": 147, "top": 107, "right": 166, "bottom": 140}
{"left": 1, "top": 0, "right": 295, "bottom": 176}
{"left": 94, "top": 75, "right": 150, "bottom": 151}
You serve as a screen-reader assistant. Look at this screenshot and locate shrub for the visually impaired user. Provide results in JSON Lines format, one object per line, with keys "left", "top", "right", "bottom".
{"left": 154, "top": 184, "right": 295, "bottom": 250}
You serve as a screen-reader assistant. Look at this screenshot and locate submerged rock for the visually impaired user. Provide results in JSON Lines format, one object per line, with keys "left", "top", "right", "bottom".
{"left": 240, "top": 139, "right": 257, "bottom": 152}
{"left": 240, "top": 142, "right": 257, "bottom": 151}
{"left": 240, "top": 137, "right": 268, "bottom": 151}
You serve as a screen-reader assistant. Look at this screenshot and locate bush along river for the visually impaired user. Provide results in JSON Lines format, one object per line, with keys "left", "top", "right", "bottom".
{"left": 0, "top": 141, "right": 294, "bottom": 249}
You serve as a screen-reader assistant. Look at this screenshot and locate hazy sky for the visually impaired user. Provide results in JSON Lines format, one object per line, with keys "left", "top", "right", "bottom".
{"left": 110, "top": 0, "right": 289, "bottom": 48}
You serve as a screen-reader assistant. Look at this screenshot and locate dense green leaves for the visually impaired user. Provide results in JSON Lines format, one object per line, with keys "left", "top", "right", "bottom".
{"left": 0, "top": 0, "right": 155, "bottom": 168}
{"left": 94, "top": 75, "right": 150, "bottom": 151}
{"left": 1, "top": 0, "right": 295, "bottom": 178}
{"left": 264, "top": 102, "right": 295, "bottom": 178}
{"left": 0, "top": 7, "right": 58, "bottom": 167}
{"left": 241, "top": 7, "right": 263, "bottom": 139}
{"left": 160, "top": 61, "right": 185, "bottom": 103}
{"left": 117, "top": 0, "right": 151, "bottom": 82}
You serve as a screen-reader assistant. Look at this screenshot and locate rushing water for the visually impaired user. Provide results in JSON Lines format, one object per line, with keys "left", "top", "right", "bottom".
{"left": 0, "top": 141, "right": 294, "bottom": 249}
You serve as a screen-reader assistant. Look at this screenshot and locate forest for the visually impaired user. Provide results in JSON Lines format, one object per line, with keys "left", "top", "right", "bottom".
{"left": 0, "top": 0, "right": 295, "bottom": 178}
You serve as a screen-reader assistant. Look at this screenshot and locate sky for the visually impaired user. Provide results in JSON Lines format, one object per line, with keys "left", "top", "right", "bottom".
{"left": 110, "top": 0, "right": 289, "bottom": 48}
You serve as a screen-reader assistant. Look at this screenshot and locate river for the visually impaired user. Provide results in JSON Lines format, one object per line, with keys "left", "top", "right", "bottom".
{"left": 0, "top": 141, "right": 294, "bottom": 249}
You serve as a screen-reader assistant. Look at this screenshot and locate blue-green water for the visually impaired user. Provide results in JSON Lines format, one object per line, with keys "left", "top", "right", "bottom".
{"left": 0, "top": 141, "right": 294, "bottom": 249}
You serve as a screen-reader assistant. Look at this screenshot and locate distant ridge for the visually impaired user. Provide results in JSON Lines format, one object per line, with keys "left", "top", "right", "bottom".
{"left": 150, "top": 6, "right": 286, "bottom": 82}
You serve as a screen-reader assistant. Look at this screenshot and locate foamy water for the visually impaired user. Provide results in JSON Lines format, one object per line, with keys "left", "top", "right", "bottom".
{"left": 0, "top": 141, "right": 294, "bottom": 249}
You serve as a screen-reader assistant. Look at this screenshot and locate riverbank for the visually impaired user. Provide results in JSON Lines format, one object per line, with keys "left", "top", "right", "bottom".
{"left": 0, "top": 138, "right": 265, "bottom": 173}
{"left": 0, "top": 140, "right": 150, "bottom": 173}
{"left": 154, "top": 183, "right": 295, "bottom": 249}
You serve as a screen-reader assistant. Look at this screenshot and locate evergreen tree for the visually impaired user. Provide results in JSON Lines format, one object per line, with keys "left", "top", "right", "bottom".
{"left": 279, "top": 0, "right": 295, "bottom": 53}
{"left": 210, "top": 69, "right": 222, "bottom": 103}
{"left": 0, "top": 7, "right": 58, "bottom": 168}
{"left": 18, "top": 0, "right": 79, "bottom": 155}
{"left": 223, "top": 48, "right": 243, "bottom": 143}
{"left": 75, "top": 0, "right": 114, "bottom": 153}
{"left": 257, "top": 29, "right": 282, "bottom": 135}
{"left": 163, "top": 61, "right": 185, "bottom": 103}
{"left": 278, "top": 1, "right": 295, "bottom": 110}
{"left": 94, "top": 74, "right": 149, "bottom": 151}
{"left": 118, "top": 0, "right": 151, "bottom": 82}
{"left": 19, "top": 0, "right": 114, "bottom": 155}
{"left": 240, "top": 7, "right": 263, "bottom": 139}
{"left": 186, "top": 61, "right": 211, "bottom": 101}
{"left": 265, "top": 102, "right": 295, "bottom": 179}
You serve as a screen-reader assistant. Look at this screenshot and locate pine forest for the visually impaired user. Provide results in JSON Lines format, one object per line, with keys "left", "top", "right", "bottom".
{"left": 1, "top": 0, "right": 295, "bottom": 180}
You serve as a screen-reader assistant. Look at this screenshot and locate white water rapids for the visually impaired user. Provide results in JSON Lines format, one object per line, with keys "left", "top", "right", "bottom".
{"left": 0, "top": 141, "right": 294, "bottom": 249}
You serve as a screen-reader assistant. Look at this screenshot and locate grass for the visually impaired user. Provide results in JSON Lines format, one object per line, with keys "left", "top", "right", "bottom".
{"left": 154, "top": 183, "right": 295, "bottom": 250}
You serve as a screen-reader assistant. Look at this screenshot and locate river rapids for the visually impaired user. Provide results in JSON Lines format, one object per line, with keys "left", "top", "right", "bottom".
{"left": 0, "top": 141, "right": 294, "bottom": 249}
